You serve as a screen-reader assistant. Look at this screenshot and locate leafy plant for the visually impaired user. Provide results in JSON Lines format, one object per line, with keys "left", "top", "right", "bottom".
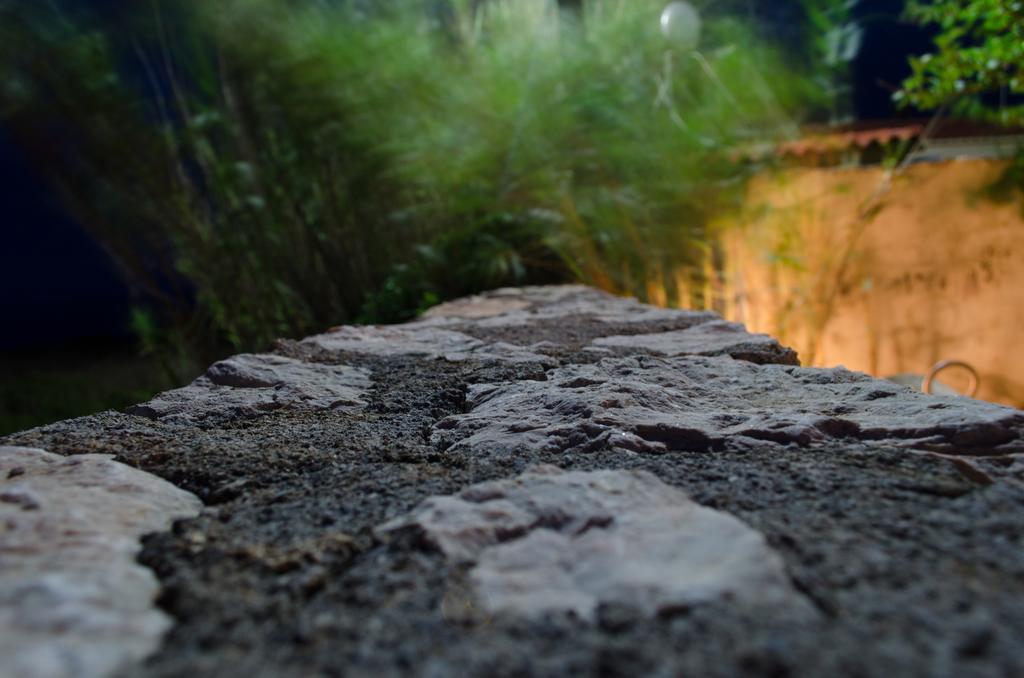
{"left": 1, "top": 0, "right": 819, "bottom": 372}
{"left": 896, "top": 0, "right": 1024, "bottom": 125}
{"left": 799, "top": 0, "right": 863, "bottom": 123}
{"left": 2, "top": 0, "right": 428, "bottom": 371}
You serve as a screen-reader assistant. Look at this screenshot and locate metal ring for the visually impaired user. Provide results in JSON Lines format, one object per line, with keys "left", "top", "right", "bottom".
{"left": 923, "top": 360, "right": 979, "bottom": 398}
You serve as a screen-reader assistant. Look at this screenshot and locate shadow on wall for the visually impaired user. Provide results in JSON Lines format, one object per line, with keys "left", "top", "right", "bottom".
{"left": 715, "top": 158, "right": 1024, "bottom": 409}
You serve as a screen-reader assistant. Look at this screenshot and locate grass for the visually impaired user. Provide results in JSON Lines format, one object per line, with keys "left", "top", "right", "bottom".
{"left": 0, "top": 341, "right": 181, "bottom": 436}
{"left": 0, "top": 0, "right": 823, "bottom": 376}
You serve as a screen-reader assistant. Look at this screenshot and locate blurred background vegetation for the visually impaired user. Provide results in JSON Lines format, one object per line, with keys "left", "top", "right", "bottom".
{"left": 4, "top": 0, "right": 1014, "bottom": 432}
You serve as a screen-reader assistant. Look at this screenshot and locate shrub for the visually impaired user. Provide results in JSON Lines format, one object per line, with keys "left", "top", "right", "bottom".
{"left": 0, "top": 0, "right": 818, "bottom": 372}
{"left": 896, "top": 0, "right": 1024, "bottom": 125}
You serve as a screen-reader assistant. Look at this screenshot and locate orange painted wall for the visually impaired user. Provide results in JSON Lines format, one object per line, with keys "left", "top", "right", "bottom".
{"left": 718, "top": 159, "right": 1024, "bottom": 408}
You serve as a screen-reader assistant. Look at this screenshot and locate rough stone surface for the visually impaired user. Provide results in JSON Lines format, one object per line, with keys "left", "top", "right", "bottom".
{"left": 377, "top": 465, "right": 813, "bottom": 620}
{"left": 592, "top": 319, "right": 800, "bottom": 365}
{"left": 420, "top": 294, "right": 532, "bottom": 320}
{"left": 433, "top": 356, "right": 1024, "bottom": 457}
{"left": 0, "top": 446, "right": 202, "bottom": 678}
{"left": 303, "top": 325, "right": 555, "bottom": 365}
{"left": 417, "top": 284, "right": 720, "bottom": 329}
{"left": 129, "top": 353, "right": 371, "bottom": 425}
{"left": 2, "top": 285, "right": 1023, "bottom": 678}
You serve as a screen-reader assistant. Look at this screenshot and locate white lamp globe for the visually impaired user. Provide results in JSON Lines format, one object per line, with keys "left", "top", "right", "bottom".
{"left": 660, "top": 1, "right": 701, "bottom": 50}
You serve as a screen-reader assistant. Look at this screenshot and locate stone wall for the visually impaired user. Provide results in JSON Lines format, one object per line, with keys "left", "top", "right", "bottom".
{"left": 2, "top": 286, "right": 1023, "bottom": 677}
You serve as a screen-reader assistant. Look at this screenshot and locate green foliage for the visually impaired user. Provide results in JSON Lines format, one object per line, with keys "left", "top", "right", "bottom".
{"left": 0, "top": 345, "right": 176, "bottom": 436}
{"left": 1, "top": 0, "right": 429, "bottom": 369}
{"left": 799, "top": 0, "right": 862, "bottom": 123}
{"left": 1, "top": 0, "right": 819, "bottom": 369}
{"left": 897, "top": 0, "right": 1024, "bottom": 125}
{"left": 359, "top": 212, "right": 567, "bottom": 323}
